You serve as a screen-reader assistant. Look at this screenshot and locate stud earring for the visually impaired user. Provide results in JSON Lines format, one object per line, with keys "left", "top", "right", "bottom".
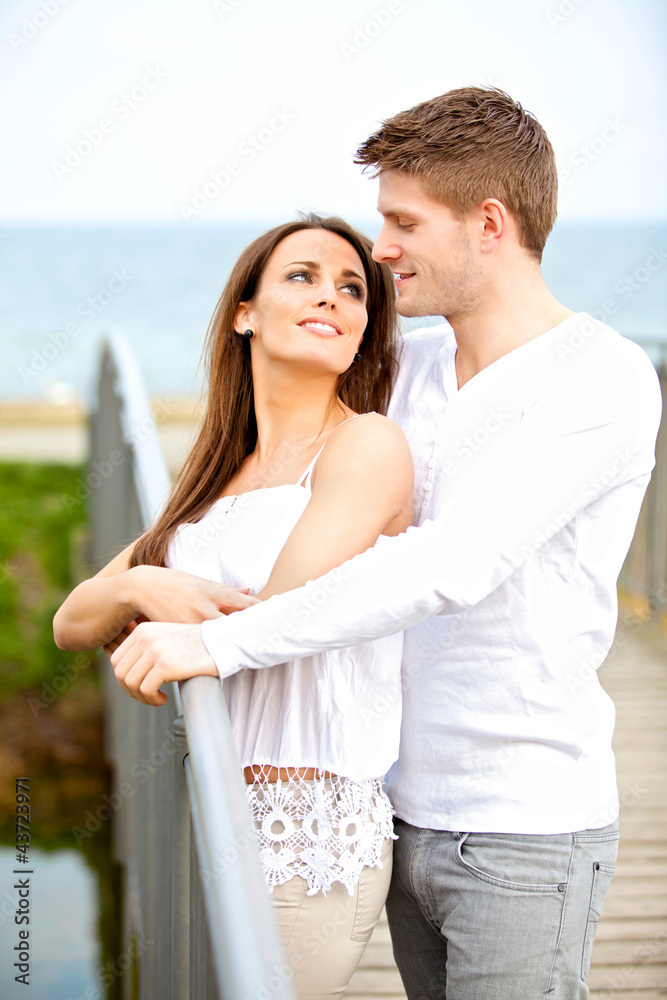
{"left": 353, "top": 352, "right": 361, "bottom": 362}
{"left": 237, "top": 329, "right": 254, "bottom": 338}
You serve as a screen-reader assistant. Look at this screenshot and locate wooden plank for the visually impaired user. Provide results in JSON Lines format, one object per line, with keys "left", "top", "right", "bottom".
{"left": 595, "top": 917, "right": 667, "bottom": 941}
{"left": 590, "top": 992, "right": 667, "bottom": 1000}
{"left": 617, "top": 842, "right": 667, "bottom": 859}
{"left": 610, "top": 859, "right": 667, "bottom": 876}
{"left": 603, "top": 877, "right": 667, "bottom": 896}
{"left": 602, "top": 895, "right": 667, "bottom": 919}
{"left": 588, "top": 963, "right": 667, "bottom": 990}
{"left": 592, "top": 939, "right": 667, "bottom": 965}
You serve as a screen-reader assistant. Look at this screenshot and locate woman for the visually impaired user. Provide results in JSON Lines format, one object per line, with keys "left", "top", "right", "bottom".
{"left": 54, "top": 214, "right": 413, "bottom": 999}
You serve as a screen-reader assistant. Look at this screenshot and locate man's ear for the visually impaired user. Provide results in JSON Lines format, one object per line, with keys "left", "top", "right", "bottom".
{"left": 233, "top": 301, "right": 253, "bottom": 334}
{"left": 477, "top": 198, "right": 507, "bottom": 254}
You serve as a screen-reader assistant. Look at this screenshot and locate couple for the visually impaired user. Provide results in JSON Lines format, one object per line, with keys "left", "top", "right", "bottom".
{"left": 55, "top": 87, "right": 661, "bottom": 1000}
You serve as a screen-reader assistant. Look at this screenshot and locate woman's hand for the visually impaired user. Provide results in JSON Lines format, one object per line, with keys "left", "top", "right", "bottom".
{"left": 110, "top": 621, "right": 217, "bottom": 706}
{"left": 54, "top": 547, "right": 260, "bottom": 652}
{"left": 126, "top": 565, "right": 258, "bottom": 624}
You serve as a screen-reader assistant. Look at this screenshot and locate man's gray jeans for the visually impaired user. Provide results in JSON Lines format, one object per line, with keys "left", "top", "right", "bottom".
{"left": 386, "top": 817, "right": 619, "bottom": 999}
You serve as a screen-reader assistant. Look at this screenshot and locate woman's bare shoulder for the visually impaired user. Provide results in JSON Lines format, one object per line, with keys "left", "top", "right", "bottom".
{"left": 315, "top": 411, "right": 413, "bottom": 485}
{"left": 332, "top": 410, "right": 409, "bottom": 446}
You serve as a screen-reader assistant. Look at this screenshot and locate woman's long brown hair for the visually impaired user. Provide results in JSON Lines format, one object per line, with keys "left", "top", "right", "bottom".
{"left": 131, "top": 214, "right": 399, "bottom": 568}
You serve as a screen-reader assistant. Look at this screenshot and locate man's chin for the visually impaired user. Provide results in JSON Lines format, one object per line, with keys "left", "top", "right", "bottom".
{"left": 397, "top": 298, "right": 428, "bottom": 318}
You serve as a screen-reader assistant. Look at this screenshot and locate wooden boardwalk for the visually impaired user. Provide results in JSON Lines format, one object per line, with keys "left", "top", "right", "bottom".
{"left": 347, "top": 627, "right": 667, "bottom": 999}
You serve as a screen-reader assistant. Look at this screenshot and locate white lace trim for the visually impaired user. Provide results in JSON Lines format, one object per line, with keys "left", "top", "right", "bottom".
{"left": 245, "top": 770, "right": 396, "bottom": 896}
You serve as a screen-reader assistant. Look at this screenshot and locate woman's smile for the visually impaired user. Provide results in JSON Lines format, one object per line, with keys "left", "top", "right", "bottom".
{"left": 297, "top": 316, "right": 343, "bottom": 337}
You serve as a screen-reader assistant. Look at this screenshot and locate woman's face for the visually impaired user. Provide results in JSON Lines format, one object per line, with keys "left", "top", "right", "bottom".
{"left": 235, "top": 229, "right": 369, "bottom": 375}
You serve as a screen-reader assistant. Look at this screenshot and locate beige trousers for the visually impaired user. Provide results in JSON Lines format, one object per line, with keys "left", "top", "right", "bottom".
{"left": 270, "top": 838, "right": 393, "bottom": 1000}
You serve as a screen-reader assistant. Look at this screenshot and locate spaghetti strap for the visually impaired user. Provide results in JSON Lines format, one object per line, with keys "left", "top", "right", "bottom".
{"left": 298, "top": 444, "right": 327, "bottom": 490}
{"left": 296, "top": 413, "right": 363, "bottom": 490}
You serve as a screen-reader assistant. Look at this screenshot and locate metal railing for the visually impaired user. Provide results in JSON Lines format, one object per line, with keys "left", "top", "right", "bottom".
{"left": 90, "top": 331, "right": 294, "bottom": 1000}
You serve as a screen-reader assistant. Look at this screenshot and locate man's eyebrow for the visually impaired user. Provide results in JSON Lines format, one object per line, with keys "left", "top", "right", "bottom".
{"left": 283, "top": 261, "right": 367, "bottom": 284}
{"left": 376, "top": 206, "right": 419, "bottom": 219}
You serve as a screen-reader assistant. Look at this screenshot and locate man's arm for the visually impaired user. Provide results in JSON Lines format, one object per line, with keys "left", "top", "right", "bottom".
{"left": 203, "top": 350, "right": 662, "bottom": 678}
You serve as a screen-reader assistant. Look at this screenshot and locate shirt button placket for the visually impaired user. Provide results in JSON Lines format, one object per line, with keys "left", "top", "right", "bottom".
{"left": 423, "top": 447, "right": 437, "bottom": 508}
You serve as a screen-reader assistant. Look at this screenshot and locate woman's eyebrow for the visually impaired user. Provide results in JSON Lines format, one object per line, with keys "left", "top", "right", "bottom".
{"left": 283, "top": 259, "right": 320, "bottom": 269}
{"left": 342, "top": 268, "right": 366, "bottom": 284}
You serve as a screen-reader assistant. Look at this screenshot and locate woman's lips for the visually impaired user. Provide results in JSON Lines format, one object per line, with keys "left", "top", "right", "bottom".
{"left": 298, "top": 317, "right": 342, "bottom": 336}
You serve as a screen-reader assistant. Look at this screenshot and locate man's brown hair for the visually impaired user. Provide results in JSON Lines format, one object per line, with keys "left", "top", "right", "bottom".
{"left": 355, "top": 87, "right": 558, "bottom": 262}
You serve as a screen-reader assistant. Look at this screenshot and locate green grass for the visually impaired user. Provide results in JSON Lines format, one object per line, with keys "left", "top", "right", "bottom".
{"left": 0, "top": 461, "right": 93, "bottom": 697}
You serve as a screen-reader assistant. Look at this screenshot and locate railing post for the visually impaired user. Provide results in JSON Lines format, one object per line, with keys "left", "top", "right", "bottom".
{"left": 172, "top": 715, "right": 191, "bottom": 1000}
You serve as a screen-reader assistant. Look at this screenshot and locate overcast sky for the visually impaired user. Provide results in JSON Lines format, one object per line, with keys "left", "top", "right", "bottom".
{"left": 2, "top": 0, "right": 665, "bottom": 225}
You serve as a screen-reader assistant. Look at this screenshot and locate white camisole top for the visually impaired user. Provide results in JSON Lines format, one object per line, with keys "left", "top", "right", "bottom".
{"left": 166, "top": 430, "right": 404, "bottom": 894}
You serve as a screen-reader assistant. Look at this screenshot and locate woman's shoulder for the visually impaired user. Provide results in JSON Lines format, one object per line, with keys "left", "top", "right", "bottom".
{"left": 331, "top": 410, "right": 409, "bottom": 449}
{"left": 314, "top": 411, "right": 413, "bottom": 486}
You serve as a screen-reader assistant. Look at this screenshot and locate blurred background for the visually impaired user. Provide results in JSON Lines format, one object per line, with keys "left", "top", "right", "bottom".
{"left": 0, "top": 0, "right": 665, "bottom": 996}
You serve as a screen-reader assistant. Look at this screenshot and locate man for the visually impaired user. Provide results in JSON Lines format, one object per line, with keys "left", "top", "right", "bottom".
{"left": 114, "top": 88, "right": 662, "bottom": 998}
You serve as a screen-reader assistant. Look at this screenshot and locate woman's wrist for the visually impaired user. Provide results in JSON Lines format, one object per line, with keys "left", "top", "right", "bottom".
{"left": 119, "top": 565, "right": 145, "bottom": 620}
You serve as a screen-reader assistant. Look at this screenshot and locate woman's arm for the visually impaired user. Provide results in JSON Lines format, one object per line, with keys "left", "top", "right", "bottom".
{"left": 53, "top": 540, "right": 258, "bottom": 652}
{"left": 108, "top": 412, "right": 414, "bottom": 705}
{"left": 259, "top": 412, "right": 414, "bottom": 599}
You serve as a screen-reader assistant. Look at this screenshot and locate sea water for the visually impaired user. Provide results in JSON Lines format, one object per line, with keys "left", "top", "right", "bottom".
{"left": 1, "top": 221, "right": 665, "bottom": 402}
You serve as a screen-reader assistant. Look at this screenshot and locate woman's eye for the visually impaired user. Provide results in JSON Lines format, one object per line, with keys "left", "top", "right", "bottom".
{"left": 287, "top": 271, "right": 312, "bottom": 283}
{"left": 341, "top": 283, "right": 363, "bottom": 298}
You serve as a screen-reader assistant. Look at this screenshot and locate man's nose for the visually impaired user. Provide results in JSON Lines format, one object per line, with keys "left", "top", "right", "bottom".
{"left": 372, "top": 226, "right": 401, "bottom": 263}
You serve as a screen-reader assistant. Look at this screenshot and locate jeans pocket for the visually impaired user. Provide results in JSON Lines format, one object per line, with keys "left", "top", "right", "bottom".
{"left": 455, "top": 833, "right": 565, "bottom": 893}
{"left": 581, "top": 862, "right": 615, "bottom": 981}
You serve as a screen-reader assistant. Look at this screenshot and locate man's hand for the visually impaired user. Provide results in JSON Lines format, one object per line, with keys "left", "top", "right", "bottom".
{"left": 103, "top": 615, "right": 145, "bottom": 657}
{"left": 109, "top": 621, "right": 218, "bottom": 707}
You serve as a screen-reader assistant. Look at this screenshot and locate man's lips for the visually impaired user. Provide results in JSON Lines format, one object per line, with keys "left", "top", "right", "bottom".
{"left": 298, "top": 317, "right": 342, "bottom": 336}
{"left": 393, "top": 272, "right": 415, "bottom": 286}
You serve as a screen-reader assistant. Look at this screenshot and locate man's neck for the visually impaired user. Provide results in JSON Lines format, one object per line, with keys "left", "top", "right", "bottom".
{"left": 450, "top": 271, "right": 573, "bottom": 390}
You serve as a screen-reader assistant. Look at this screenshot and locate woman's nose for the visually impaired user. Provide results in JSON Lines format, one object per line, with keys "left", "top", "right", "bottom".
{"left": 314, "top": 277, "right": 337, "bottom": 307}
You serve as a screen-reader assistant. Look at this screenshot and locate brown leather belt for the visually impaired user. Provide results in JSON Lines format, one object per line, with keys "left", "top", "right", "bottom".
{"left": 243, "top": 765, "right": 336, "bottom": 784}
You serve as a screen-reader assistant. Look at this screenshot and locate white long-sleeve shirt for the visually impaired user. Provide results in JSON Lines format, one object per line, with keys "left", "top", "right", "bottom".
{"left": 202, "top": 313, "right": 662, "bottom": 834}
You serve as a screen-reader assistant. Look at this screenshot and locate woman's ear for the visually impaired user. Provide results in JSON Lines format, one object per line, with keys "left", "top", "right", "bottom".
{"left": 233, "top": 301, "right": 253, "bottom": 334}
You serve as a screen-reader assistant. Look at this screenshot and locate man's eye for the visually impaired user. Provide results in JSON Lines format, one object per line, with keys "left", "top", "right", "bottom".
{"left": 396, "top": 222, "right": 414, "bottom": 231}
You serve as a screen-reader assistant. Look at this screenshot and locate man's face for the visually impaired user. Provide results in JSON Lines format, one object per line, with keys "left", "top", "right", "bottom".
{"left": 373, "top": 170, "right": 483, "bottom": 320}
